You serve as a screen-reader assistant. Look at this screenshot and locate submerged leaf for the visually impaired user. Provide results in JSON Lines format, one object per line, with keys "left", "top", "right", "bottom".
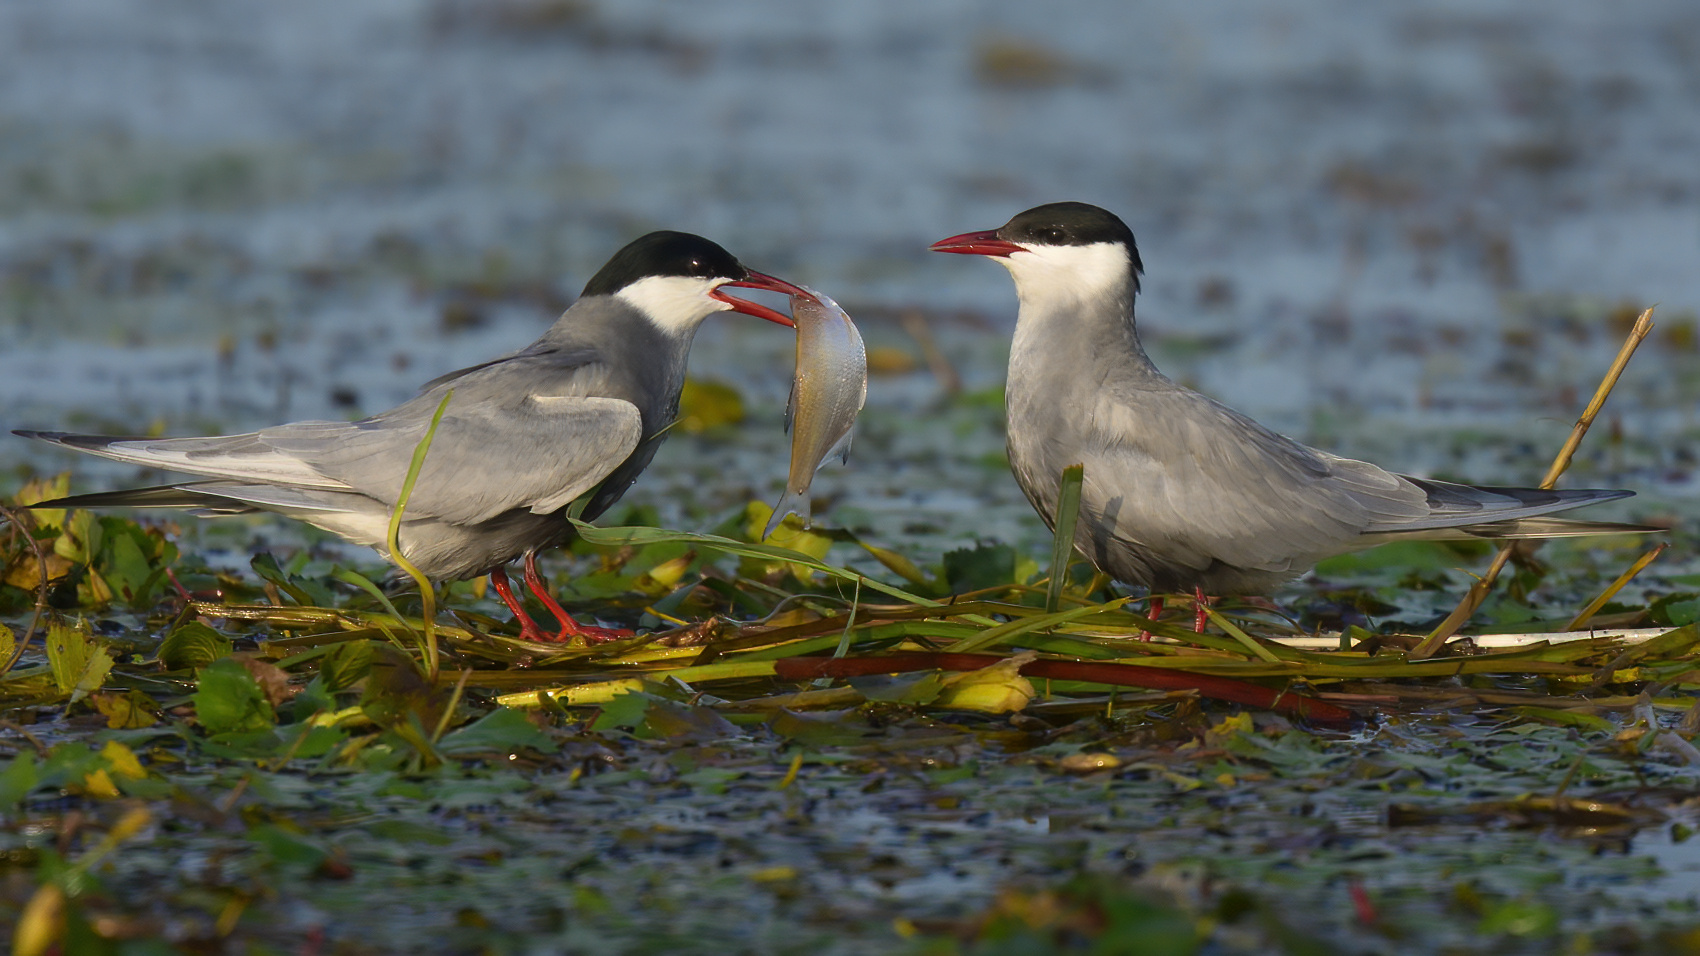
{"left": 944, "top": 542, "right": 1038, "bottom": 593}
{"left": 438, "top": 708, "right": 557, "bottom": 755}
{"left": 194, "top": 657, "right": 277, "bottom": 735}
{"left": 158, "top": 622, "right": 232, "bottom": 671}
{"left": 321, "top": 640, "right": 375, "bottom": 691}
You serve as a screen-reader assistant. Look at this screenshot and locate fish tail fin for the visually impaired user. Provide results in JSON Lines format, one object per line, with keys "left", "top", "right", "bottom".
{"left": 763, "top": 490, "right": 812, "bottom": 539}
{"left": 832, "top": 428, "right": 855, "bottom": 466}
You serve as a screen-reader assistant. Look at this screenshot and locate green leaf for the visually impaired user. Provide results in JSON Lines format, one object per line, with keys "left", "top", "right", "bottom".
{"left": 158, "top": 622, "right": 232, "bottom": 671}
{"left": 1508, "top": 706, "right": 1615, "bottom": 733}
{"left": 251, "top": 551, "right": 315, "bottom": 605}
{"left": 944, "top": 542, "right": 1026, "bottom": 593}
{"left": 1653, "top": 593, "right": 1700, "bottom": 627}
{"left": 37, "top": 741, "right": 107, "bottom": 790}
{"left": 360, "top": 643, "right": 439, "bottom": 732}
{"left": 290, "top": 675, "right": 337, "bottom": 722}
{"left": 438, "top": 708, "right": 557, "bottom": 756}
{"left": 321, "top": 640, "right": 375, "bottom": 692}
{"left": 194, "top": 657, "right": 277, "bottom": 735}
{"left": 249, "top": 823, "right": 329, "bottom": 869}
{"left": 98, "top": 518, "right": 155, "bottom": 604}
{"left": 0, "top": 751, "right": 38, "bottom": 806}
{"left": 590, "top": 690, "right": 655, "bottom": 733}
{"left": 1478, "top": 898, "right": 1558, "bottom": 938}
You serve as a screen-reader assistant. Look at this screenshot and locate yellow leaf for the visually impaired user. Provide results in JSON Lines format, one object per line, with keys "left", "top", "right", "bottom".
{"left": 1208, "top": 713, "right": 1255, "bottom": 739}
{"left": 109, "top": 806, "right": 152, "bottom": 842}
{"left": 44, "top": 624, "right": 114, "bottom": 704}
{"left": 935, "top": 651, "right": 1036, "bottom": 714}
{"left": 866, "top": 345, "right": 919, "bottom": 375}
{"left": 12, "top": 473, "right": 70, "bottom": 532}
{"left": 79, "top": 769, "right": 120, "bottom": 798}
{"left": 4, "top": 551, "right": 74, "bottom": 590}
{"left": 675, "top": 379, "right": 745, "bottom": 433}
{"left": 99, "top": 741, "right": 147, "bottom": 780}
{"left": 93, "top": 690, "right": 158, "bottom": 730}
{"left": 1058, "top": 752, "right": 1123, "bottom": 773}
{"left": 635, "top": 552, "right": 695, "bottom": 593}
{"left": 0, "top": 623, "right": 11, "bottom": 667}
{"left": 744, "top": 501, "right": 834, "bottom": 582}
{"left": 12, "top": 882, "right": 65, "bottom": 956}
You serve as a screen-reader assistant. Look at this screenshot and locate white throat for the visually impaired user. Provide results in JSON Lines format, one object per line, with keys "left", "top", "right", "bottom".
{"left": 615, "top": 275, "right": 729, "bottom": 336}
{"left": 998, "top": 242, "right": 1133, "bottom": 311}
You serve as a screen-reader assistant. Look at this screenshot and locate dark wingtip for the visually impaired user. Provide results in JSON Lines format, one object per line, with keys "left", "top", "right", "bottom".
{"left": 13, "top": 430, "right": 143, "bottom": 450}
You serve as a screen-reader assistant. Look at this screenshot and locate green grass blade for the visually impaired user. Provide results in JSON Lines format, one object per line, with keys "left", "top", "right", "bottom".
{"left": 387, "top": 389, "right": 454, "bottom": 679}
{"left": 1045, "top": 464, "right": 1084, "bottom": 614}
{"left": 571, "top": 519, "right": 999, "bottom": 625}
{"left": 947, "top": 598, "right": 1131, "bottom": 654}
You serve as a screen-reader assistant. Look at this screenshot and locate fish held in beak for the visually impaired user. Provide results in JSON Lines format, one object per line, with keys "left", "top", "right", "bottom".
{"left": 764, "top": 286, "right": 867, "bottom": 539}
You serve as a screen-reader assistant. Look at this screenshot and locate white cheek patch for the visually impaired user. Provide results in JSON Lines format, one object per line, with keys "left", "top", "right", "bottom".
{"left": 1004, "top": 243, "right": 1132, "bottom": 304}
{"left": 615, "top": 275, "right": 727, "bottom": 334}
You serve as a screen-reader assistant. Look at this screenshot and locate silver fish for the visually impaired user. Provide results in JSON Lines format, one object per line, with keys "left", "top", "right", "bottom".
{"left": 765, "top": 287, "right": 867, "bottom": 538}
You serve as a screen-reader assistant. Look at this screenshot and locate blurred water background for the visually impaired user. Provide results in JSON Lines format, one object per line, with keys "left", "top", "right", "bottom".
{"left": 2, "top": 0, "right": 1697, "bottom": 563}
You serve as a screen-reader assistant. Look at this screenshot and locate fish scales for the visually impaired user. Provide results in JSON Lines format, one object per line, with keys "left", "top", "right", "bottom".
{"left": 764, "top": 288, "right": 867, "bottom": 538}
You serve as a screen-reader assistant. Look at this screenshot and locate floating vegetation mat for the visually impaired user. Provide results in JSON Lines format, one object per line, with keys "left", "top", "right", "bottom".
{"left": 3, "top": 481, "right": 1700, "bottom": 954}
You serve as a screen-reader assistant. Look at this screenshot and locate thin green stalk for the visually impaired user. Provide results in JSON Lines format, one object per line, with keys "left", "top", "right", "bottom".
{"left": 947, "top": 598, "right": 1131, "bottom": 654}
{"left": 431, "top": 668, "right": 473, "bottom": 744}
{"left": 388, "top": 389, "right": 454, "bottom": 680}
{"left": 1202, "top": 606, "right": 1285, "bottom": 664}
{"left": 332, "top": 568, "right": 417, "bottom": 644}
{"left": 571, "top": 520, "right": 1001, "bottom": 626}
{"left": 1046, "top": 464, "right": 1085, "bottom": 613}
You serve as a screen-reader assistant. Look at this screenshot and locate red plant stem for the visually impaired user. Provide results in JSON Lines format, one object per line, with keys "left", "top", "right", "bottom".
{"left": 770, "top": 653, "right": 1357, "bottom": 727}
{"left": 1349, "top": 880, "right": 1379, "bottom": 926}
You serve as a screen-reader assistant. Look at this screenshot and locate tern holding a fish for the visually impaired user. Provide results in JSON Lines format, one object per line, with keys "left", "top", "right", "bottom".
{"left": 764, "top": 287, "right": 868, "bottom": 538}
{"left": 18, "top": 231, "right": 809, "bottom": 644}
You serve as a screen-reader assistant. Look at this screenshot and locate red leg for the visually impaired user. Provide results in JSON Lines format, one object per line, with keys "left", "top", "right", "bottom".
{"left": 1139, "top": 595, "right": 1165, "bottom": 642}
{"left": 489, "top": 567, "right": 554, "bottom": 644}
{"left": 522, "top": 550, "right": 632, "bottom": 644}
{"left": 1193, "top": 586, "right": 1211, "bottom": 633}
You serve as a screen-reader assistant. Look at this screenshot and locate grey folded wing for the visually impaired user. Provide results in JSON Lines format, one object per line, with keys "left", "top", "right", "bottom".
{"left": 1078, "top": 390, "right": 1635, "bottom": 576}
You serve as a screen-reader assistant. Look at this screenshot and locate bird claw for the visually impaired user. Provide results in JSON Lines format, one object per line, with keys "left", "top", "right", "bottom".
{"left": 492, "top": 553, "right": 636, "bottom": 646}
{"left": 514, "top": 619, "right": 633, "bottom": 646}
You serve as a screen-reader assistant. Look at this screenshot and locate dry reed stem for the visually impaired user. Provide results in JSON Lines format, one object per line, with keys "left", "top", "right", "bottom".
{"left": 1410, "top": 306, "right": 1655, "bottom": 660}
{"left": 1566, "top": 542, "right": 1667, "bottom": 631}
